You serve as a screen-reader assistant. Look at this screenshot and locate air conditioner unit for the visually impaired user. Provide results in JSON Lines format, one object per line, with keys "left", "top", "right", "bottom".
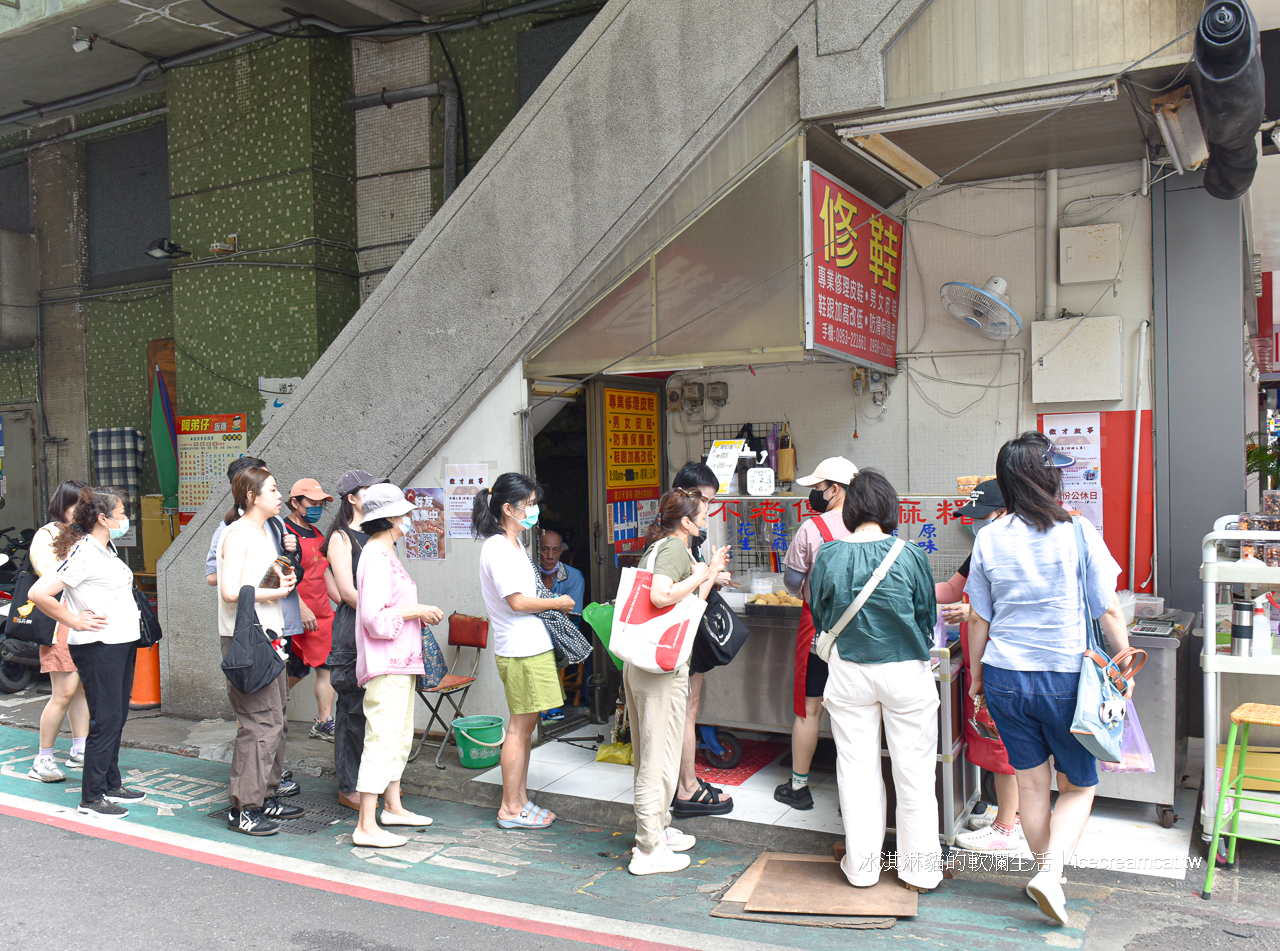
{"left": 0, "top": 231, "right": 37, "bottom": 351}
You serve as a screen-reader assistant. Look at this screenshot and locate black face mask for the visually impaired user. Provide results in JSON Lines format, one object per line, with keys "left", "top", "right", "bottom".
{"left": 690, "top": 527, "right": 707, "bottom": 548}
{"left": 808, "top": 488, "right": 830, "bottom": 514}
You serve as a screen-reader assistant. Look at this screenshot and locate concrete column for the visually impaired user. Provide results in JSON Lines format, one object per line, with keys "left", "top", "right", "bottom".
{"left": 1152, "top": 172, "right": 1247, "bottom": 611}
{"left": 27, "top": 119, "right": 91, "bottom": 491}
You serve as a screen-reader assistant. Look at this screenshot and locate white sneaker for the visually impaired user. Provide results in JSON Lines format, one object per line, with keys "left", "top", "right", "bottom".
{"left": 65, "top": 751, "right": 84, "bottom": 770}
{"left": 1026, "top": 871, "right": 1069, "bottom": 926}
{"left": 629, "top": 845, "right": 691, "bottom": 876}
{"left": 633, "top": 828, "right": 696, "bottom": 855}
{"left": 954, "top": 823, "right": 1031, "bottom": 855}
{"left": 28, "top": 756, "right": 65, "bottom": 783}
{"left": 967, "top": 802, "right": 998, "bottom": 830}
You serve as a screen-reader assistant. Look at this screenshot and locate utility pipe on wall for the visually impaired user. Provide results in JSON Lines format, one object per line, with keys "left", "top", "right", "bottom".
{"left": 1044, "top": 168, "right": 1058, "bottom": 320}
{"left": 346, "top": 80, "right": 459, "bottom": 201}
{"left": 1129, "top": 319, "right": 1150, "bottom": 591}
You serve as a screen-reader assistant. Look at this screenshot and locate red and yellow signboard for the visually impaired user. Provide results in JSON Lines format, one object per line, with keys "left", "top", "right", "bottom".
{"left": 177, "top": 413, "right": 249, "bottom": 513}
{"left": 604, "top": 388, "right": 661, "bottom": 553}
{"left": 803, "top": 161, "right": 902, "bottom": 370}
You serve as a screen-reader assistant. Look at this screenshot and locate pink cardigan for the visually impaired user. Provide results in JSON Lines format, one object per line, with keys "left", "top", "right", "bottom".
{"left": 355, "top": 545, "right": 423, "bottom": 687}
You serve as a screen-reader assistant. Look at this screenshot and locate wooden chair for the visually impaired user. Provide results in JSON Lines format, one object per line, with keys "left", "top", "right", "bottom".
{"left": 410, "top": 613, "right": 489, "bottom": 769}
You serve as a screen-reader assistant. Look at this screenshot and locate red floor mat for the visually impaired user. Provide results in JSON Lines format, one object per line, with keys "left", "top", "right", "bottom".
{"left": 695, "top": 739, "right": 788, "bottom": 787}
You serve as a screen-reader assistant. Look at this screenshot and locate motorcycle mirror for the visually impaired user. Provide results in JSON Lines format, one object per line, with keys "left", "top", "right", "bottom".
{"left": 0, "top": 497, "right": 6, "bottom": 510}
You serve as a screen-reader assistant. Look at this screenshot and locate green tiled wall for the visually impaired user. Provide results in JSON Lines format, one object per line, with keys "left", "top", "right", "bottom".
{"left": 429, "top": 1, "right": 600, "bottom": 208}
{"left": 167, "top": 36, "right": 357, "bottom": 431}
{"left": 0, "top": 349, "right": 38, "bottom": 404}
{"left": 84, "top": 284, "right": 175, "bottom": 500}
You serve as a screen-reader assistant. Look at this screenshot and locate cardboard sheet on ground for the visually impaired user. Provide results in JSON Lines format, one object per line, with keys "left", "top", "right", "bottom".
{"left": 710, "top": 902, "right": 895, "bottom": 930}
{"left": 743, "top": 856, "right": 918, "bottom": 917}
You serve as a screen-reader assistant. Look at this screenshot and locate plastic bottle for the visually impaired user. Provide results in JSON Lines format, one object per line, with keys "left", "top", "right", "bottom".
{"left": 1254, "top": 601, "right": 1273, "bottom": 657}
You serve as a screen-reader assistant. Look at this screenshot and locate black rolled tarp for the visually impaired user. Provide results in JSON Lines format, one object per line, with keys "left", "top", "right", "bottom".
{"left": 1192, "top": 0, "right": 1267, "bottom": 200}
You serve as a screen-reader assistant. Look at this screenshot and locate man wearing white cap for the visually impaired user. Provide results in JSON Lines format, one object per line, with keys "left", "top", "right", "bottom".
{"left": 775, "top": 456, "right": 858, "bottom": 810}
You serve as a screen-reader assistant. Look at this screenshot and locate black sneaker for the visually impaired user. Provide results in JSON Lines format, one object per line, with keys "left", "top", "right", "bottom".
{"left": 227, "top": 807, "right": 279, "bottom": 836}
{"left": 281, "top": 769, "right": 293, "bottom": 782}
{"left": 78, "top": 799, "right": 128, "bottom": 818}
{"left": 104, "top": 786, "right": 147, "bottom": 804}
{"left": 774, "top": 781, "right": 815, "bottom": 810}
{"left": 260, "top": 796, "right": 305, "bottom": 820}
{"left": 276, "top": 778, "right": 301, "bottom": 798}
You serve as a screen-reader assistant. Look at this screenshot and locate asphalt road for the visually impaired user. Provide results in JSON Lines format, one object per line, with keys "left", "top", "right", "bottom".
{"left": 0, "top": 815, "right": 590, "bottom": 951}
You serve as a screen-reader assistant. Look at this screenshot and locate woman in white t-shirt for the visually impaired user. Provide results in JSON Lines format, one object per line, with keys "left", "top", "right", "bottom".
{"left": 27, "top": 479, "right": 89, "bottom": 784}
{"left": 472, "top": 472, "right": 575, "bottom": 830}
{"left": 30, "top": 486, "right": 143, "bottom": 819}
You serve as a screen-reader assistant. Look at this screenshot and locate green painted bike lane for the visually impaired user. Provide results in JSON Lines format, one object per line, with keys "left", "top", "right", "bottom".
{"left": 0, "top": 725, "right": 1092, "bottom": 949}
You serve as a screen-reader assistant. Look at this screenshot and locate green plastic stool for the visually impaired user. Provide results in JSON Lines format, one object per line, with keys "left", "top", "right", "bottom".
{"left": 1202, "top": 702, "right": 1280, "bottom": 899}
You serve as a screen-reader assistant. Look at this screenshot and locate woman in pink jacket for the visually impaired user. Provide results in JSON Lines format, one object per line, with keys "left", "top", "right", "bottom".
{"left": 353, "top": 483, "right": 444, "bottom": 848}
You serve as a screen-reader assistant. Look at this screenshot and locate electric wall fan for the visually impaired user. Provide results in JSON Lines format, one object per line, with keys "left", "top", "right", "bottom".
{"left": 939, "top": 276, "right": 1023, "bottom": 340}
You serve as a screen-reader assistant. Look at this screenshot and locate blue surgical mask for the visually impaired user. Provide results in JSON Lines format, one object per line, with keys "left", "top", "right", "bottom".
{"left": 400, "top": 515, "right": 413, "bottom": 534}
{"left": 108, "top": 516, "right": 129, "bottom": 540}
{"left": 304, "top": 505, "right": 324, "bottom": 524}
{"left": 519, "top": 504, "right": 540, "bottom": 530}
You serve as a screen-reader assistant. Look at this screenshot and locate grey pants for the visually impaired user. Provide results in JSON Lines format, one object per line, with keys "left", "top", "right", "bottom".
{"left": 624, "top": 662, "right": 689, "bottom": 853}
{"left": 333, "top": 682, "right": 366, "bottom": 794}
{"left": 221, "top": 637, "right": 288, "bottom": 811}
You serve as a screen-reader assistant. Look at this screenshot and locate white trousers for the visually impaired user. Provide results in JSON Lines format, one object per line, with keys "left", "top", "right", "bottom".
{"left": 624, "top": 662, "right": 689, "bottom": 854}
{"left": 824, "top": 654, "right": 942, "bottom": 890}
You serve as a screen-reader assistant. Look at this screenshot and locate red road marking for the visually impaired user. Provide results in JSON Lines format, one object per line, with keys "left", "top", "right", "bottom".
{"left": 0, "top": 800, "right": 694, "bottom": 951}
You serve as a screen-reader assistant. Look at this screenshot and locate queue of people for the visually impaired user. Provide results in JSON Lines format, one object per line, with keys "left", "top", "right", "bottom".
{"left": 16, "top": 428, "right": 1131, "bottom": 924}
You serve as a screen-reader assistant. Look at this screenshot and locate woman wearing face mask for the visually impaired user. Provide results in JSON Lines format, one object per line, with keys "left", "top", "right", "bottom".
{"left": 626, "top": 488, "right": 729, "bottom": 875}
{"left": 472, "top": 472, "right": 575, "bottom": 830}
{"left": 323, "top": 469, "right": 379, "bottom": 811}
{"left": 30, "top": 486, "right": 145, "bottom": 818}
{"left": 283, "top": 478, "right": 337, "bottom": 742}
{"left": 351, "top": 483, "right": 444, "bottom": 847}
{"left": 776, "top": 457, "right": 859, "bottom": 810}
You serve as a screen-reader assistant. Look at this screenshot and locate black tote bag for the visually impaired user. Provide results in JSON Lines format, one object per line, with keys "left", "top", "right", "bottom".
{"left": 221, "top": 585, "right": 285, "bottom": 695}
{"left": 3, "top": 571, "right": 58, "bottom": 646}
{"left": 689, "top": 586, "right": 751, "bottom": 674}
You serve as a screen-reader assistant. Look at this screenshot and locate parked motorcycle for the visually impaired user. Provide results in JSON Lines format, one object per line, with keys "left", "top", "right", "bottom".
{"left": 0, "top": 526, "right": 41, "bottom": 694}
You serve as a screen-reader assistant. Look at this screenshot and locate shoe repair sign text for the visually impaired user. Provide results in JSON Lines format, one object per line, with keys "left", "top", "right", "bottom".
{"left": 802, "top": 161, "right": 902, "bottom": 371}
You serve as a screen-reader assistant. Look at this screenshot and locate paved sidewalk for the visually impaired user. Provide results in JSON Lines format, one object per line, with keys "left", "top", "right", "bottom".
{"left": 1, "top": 689, "right": 1278, "bottom": 949}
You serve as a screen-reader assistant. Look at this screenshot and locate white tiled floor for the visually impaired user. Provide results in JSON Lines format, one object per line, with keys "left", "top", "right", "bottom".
{"left": 473, "top": 740, "right": 1200, "bottom": 878}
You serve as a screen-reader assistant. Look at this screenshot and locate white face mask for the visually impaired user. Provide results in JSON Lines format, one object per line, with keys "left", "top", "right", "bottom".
{"left": 400, "top": 515, "right": 413, "bottom": 534}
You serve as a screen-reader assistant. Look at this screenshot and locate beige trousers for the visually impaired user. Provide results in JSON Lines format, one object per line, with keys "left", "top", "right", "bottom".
{"left": 624, "top": 662, "right": 689, "bottom": 853}
{"left": 221, "top": 637, "right": 288, "bottom": 811}
{"left": 356, "top": 674, "right": 416, "bottom": 795}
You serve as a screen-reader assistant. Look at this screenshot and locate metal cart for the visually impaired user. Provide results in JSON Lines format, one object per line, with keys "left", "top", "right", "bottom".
{"left": 1200, "top": 516, "right": 1280, "bottom": 844}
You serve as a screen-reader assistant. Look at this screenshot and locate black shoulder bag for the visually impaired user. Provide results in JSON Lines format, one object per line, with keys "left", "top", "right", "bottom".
{"left": 221, "top": 585, "right": 285, "bottom": 695}
{"left": 690, "top": 586, "right": 751, "bottom": 674}
{"left": 4, "top": 571, "right": 58, "bottom": 646}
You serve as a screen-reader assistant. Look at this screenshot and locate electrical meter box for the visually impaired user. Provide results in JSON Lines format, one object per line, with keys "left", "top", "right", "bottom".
{"left": 1031, "top": 315, "right": 1124, "bottom": 403}
{"left": 1059, "top": 223, "right": 1122, "bottom": 285}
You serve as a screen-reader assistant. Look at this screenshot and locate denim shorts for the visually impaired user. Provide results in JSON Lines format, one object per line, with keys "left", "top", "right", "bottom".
{"left": 981, "top": 664, "right": 1097, "bottom": 788}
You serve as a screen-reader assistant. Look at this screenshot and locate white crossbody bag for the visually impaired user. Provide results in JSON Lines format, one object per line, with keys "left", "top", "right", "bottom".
{"left": 814, "top": 537, "right": 907, "bottom": 664}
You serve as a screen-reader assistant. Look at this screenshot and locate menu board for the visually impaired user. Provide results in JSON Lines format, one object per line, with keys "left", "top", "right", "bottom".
{"left": 802, "top": 161, "right": 902, "bottom": 370}
{"left": 604, "top": 388, "right": 660, "bottom": 552}
{"left": 177, "top": 413, "right": 249, "bottom": 513}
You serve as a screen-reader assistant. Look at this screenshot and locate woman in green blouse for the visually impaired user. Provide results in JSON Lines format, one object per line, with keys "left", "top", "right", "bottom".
{"left": 809, "top": 469, "right": 941, "bottom": 894}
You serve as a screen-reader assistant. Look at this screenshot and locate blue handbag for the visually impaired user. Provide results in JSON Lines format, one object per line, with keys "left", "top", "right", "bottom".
{"left": 1069, "top": 517, "right": 1146, "bottom": 762}
{"left": 419, "top": 627, "right": 449, "bottom": 691}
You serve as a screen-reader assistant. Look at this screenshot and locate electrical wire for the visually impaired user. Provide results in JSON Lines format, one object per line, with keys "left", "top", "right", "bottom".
{"left": 433, "top": 34, "right": 470, "bottom": 176}
{"left": 174, "top": 342, "right": 291, "bottom": 395}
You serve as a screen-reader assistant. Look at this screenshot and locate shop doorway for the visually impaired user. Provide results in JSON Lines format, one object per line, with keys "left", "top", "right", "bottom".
{"left": 530, "top": 388, "right": 592, "bottom": 597}
{"left": 0, "top": 407, "right": 38, "bottom": 536}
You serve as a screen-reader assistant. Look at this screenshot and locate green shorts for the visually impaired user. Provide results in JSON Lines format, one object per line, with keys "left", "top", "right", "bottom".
{"left": 495, "top": 650, "right": 564, "bottom": 716}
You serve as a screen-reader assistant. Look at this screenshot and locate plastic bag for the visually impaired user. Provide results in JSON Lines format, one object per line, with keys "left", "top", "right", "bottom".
{"left": 596, "top": 742, "right": 633, "bottom": 765}
{"left": 1099, "top": 699, "right": 1155, "bottom": 773}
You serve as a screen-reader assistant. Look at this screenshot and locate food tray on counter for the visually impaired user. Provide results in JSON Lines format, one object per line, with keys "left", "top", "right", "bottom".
{"left": 744, "top": 603, "right": 803, "bottom": 618}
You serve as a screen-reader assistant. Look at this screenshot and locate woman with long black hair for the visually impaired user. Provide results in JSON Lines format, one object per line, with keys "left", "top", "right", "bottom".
{"left": 472, "top": 472, "right": 575, "bottom": 830}
{"left": 966, "top": 432, "right": 1134, "bottom": 926}
{"left": 30, "top": 486, "right": 144, "bottom": 818}
{"left": 323, "top": 469, "right": 379, "bottom": 811}
{"left": 28, "top": 479, "right": 90, "bottom": 783}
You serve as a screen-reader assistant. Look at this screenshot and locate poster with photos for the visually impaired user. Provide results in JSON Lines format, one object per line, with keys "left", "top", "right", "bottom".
{"left": 404, "top": 487, "right": 446, "bottom": 561}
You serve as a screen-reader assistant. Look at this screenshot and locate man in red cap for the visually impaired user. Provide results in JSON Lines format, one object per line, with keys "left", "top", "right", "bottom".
{"left": 283, "top": 478, "right": 338, "bottom": 741}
